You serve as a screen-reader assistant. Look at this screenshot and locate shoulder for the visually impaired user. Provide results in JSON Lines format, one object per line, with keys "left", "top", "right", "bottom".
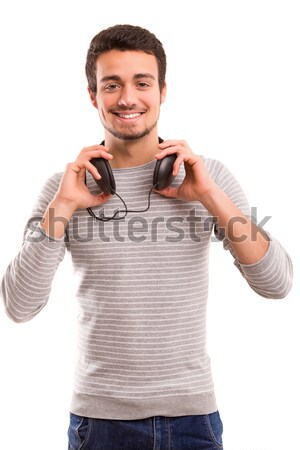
{"left": 202, "top": 156, "right": 248, "bottom": 204}
{"left": 35, "top": 172, "right": 63, "bottom": 204}
{"left": 202, "top": 156, "right": 234, "bottom": 184}
{"left": 42, "top": 172, "right": 63, "bottom": 191}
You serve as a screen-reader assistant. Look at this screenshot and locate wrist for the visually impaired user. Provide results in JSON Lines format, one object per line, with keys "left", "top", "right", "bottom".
{"left": 49, "top": 196, "right": 77, "bottom": 219}
{"left": 197, "top": 185, "right": 223, "bottom": 208}
{"left": 40, "top": 197, "right": 76, "bottom": 240}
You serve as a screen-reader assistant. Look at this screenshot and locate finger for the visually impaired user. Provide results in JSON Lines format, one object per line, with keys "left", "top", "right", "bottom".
{"left": 78, "top": 150, "right": 113, "bottom": 179}
{"left": 79, "top": 144, "right": 111, "bottom": 156}
{"left": 172, "top": 154, "right": 185, "bottom": 176}
{"left": 155, "top": 145, "right": 180, "bottom": 159}
{"left": 84, "top": 148, "right": 113, "bottom": 161}
{"left": 68, "top": 160, "right": 101, "bottom": 180}
{"left": 154, "top": 146, "right": 184, "bottom": 176}
{"left": 85, "top": 161, "right": 102, "bottom": 179}
{"left": 158, "top": 139, "right": 186, "bottom": 149}
{"left": 67, "top": 161, "right": 82, "bottom": 175}
{"left": 77, "top": 167, "right": 87, "bottom": 182}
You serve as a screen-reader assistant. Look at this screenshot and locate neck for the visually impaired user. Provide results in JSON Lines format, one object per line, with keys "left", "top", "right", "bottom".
{"left": 104, "top": 131, "right": 160, "bottom": 168}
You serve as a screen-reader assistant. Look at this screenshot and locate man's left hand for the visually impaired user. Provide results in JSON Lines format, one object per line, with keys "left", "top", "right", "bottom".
{"left": 155, "top": 139, "right": 217, "bottom": 202}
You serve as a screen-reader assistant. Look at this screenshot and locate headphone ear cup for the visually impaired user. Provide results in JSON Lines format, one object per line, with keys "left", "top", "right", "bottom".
{"left": 90, "top": 158, "right": 116, "bottom": 194}
{"left": 153, "top": 154, "right": 177, "bottom": 190}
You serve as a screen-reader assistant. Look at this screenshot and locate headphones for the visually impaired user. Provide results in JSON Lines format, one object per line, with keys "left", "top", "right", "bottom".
{"left": 87, "top": 137, "right": 177, "bottom": 221}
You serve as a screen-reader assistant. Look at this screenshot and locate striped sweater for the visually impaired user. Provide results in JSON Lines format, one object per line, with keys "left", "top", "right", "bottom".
{"left": 1, "top": 157, "right": 293, "bottom": 420}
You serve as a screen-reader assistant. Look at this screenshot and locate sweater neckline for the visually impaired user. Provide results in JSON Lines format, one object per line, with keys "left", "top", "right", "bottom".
{"left": 111, "top": 159, "right": 156, "bottom": 173}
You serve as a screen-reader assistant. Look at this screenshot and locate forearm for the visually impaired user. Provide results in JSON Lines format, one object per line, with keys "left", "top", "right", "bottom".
{"left": 200, "top": 186, "right": 269, "bottom": 265}
{"left": 40, "top": 197, "right": 76, "bottom": 240}
{"left": 1, "top": 226, "right": 65, "bottom": 322}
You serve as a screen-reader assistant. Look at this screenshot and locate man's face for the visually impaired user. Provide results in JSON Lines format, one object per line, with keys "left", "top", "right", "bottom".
{"left": 89, "top": 49, "right": 166, "bottom": 141}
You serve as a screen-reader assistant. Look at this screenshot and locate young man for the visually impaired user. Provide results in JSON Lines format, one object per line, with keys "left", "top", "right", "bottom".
{"left": 1, "top": 25, "right": 293, "bottom": 450}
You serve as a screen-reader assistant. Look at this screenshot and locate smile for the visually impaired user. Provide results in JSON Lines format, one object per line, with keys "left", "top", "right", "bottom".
{"left": 114, "top": 112, "right": 144, "bottom": 119}
{"left": 114, "top": 112, "right": 143, "bottom": 120}
{"left": 112, "top": 111, "right": 146, "bottom": 124}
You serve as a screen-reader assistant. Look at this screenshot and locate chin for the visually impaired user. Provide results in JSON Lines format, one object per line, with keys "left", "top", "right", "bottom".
{"left": 106, "top": 127, "right": 153, "bottom": 141}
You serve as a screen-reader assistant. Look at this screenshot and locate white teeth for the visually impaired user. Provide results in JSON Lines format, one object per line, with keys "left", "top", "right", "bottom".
{"left": 118, "top": 113, "right": 142, "bottom": 119}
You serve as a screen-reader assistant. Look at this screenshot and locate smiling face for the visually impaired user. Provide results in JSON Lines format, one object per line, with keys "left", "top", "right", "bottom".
{"left": 88, "top": 50, "right": 166, "bottom": 141}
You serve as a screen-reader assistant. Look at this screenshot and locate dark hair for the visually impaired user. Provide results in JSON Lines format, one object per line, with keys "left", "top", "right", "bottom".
{"left": 85, "top": 24, "right": 167, "bottom": 94}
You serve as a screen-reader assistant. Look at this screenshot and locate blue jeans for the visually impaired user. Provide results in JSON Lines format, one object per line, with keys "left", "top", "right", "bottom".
{"left": 68, "top": 411, "right": 223, "bottom": 450}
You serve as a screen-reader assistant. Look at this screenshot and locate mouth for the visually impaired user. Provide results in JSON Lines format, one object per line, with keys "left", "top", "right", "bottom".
{"left": 112, "top": 111, "right": 145, "bottom": 122}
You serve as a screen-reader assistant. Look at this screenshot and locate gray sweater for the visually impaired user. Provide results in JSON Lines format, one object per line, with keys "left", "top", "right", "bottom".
{"left": 1, "top": 157, "right": 293, "bottom": 420}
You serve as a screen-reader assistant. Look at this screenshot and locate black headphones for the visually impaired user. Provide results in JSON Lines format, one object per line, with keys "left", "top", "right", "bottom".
{"left": 87, "top": 137, "right": 177, "bottom": 221}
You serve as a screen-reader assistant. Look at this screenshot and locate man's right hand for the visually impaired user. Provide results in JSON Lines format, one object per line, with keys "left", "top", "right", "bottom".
{"left": 40, "top": 145, "right": 113, "bottom": 239}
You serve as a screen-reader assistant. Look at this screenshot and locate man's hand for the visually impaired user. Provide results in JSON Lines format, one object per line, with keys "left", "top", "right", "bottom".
{"left": 41, "top": 145, "right": 113, "bottom": 239}
{"left": 53, "top": 144, "right": 113, "bottom": 211}
{"left": 154, "top": 140, "right": 217, "bottom": 202}
{"left": 155, "top": 139, "right": 269, "bottom": 264}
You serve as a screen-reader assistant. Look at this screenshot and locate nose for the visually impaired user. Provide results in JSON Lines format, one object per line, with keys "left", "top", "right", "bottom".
{"left": 117, "top": 85, "right": 137, "bottom": 107}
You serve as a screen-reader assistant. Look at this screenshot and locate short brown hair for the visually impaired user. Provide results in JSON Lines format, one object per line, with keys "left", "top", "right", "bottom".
{"left": 85, "top": 24, "right": 167, "bottom": 94}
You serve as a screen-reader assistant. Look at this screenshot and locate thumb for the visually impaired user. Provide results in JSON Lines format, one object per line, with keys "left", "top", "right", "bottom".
{"left": 154, "top": 186, "right": 179, "bottom": 198}
{"left": 90, "top": 193, "right": 112, "bottom": 207}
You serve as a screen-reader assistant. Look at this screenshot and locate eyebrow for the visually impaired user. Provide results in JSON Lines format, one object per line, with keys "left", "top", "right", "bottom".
{"left": 100, "top": 73, "right": 156, "bottom": 84}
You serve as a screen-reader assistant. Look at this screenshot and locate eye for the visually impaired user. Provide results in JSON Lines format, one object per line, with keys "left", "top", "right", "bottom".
{"left": 137, "top": 82, "right": 150, "bottom": 89}
{"left": 105, "top": 84, "right": 120, "bottom": 92}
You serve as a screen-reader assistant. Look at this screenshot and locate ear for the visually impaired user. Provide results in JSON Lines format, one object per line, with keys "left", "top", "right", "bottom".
{"left": 87, "top": 86, "right": 98, "bottom": 109}
{"left": 160, "top": 82, "right": 167, "bottom": 104}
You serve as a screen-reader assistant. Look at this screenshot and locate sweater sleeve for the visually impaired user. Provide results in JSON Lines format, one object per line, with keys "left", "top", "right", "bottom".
{"left": 1, "top": 172, "right": 67, "bottom": 322}
{"left": 206, "top": 158, "right": 293, "bottom": 299}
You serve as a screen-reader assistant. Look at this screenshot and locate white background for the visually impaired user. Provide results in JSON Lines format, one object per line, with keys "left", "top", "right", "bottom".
{"left": 0, "top": 1, "right": 299, "bottom": 449}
